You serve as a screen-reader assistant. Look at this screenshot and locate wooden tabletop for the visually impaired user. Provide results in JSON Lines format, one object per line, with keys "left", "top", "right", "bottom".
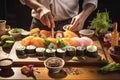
{"left": 0, "top": 37, "right": 118, "bottom": 80}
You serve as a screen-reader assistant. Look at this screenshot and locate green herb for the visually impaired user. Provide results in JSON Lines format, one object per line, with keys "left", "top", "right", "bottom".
{"left": 44, "top": 38, "right": 50, "bottom": 48}
{"left": 57, "top": 39, "right": 67, "bottom": 48}
{"left": 88, "top": 9, "right": 113, "bottom": 36}
{"left": 98, "top": 62, "right": 120, "bottom": 74}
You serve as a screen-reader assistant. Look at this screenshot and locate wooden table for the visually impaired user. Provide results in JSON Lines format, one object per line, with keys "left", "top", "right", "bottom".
{"left": 0, "top": 37, "right": 118, "bottom": 80}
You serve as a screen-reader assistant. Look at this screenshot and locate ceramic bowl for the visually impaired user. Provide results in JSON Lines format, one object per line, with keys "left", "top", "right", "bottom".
{"left": 0, "top": 58, "right": 13, "bottom": 70}
{"left": 44, "top": 57, "right": 65, "bottom": 73}
{"left": 79, "top": 29, "right": 95, "bottom": 37}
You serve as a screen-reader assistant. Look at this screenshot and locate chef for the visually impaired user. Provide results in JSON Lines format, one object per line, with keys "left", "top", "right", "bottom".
{"left": 20, "top": 0, "right": 98, "bottom": 31}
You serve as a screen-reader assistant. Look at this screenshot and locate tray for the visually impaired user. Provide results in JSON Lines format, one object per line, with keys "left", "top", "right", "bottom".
{"left": 8, "top": 37, "right": 108, "bottom": 67}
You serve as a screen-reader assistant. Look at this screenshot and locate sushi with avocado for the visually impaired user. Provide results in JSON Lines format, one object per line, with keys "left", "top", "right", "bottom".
{"left": 56, "top": 48, "right": 66, "bottom": 58}
{"left": 36, "top": 47, "right": 46, "bottom": 58}
{"left": 26, "top": 45, "right": 36, "bottom": 55}
{"left": 76, "top": 46, "right": 85, "bottom": 56}
{"left": 46, "top": 48, "right": 56, "bottom": 57}
{"left": 86, "top": 44, "right": 98, "bottom": 57}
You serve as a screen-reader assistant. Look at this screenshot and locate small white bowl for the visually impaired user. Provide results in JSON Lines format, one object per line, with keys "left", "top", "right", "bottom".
{"left": 79, "top": 29, "right": 95, "bottom": 37}
{"left": 8, "top": 28, "right": 24, "bottom": 40}
{"left": 44, "top": 57, "right": 65, "bottom": 73}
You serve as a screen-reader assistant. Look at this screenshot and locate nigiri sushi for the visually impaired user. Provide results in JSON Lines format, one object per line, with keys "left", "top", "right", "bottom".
{"left": 30, "top": 28, "right": 40, "bottom": 37}
{"left": 64, "top": 30, "right": 78, "bottom": 38}
{"left": 63, "top": 38, "right": 78, "bottom": 46}
{"left": 30, "top": 37, "right": 44, "bottom": 47}
{"left": 21, "top": 36, "right": 34, "bottom": 46}
{"left": 80, "top": 37, "right": 93, "bottom": 47}
{"left": 40, "top": 30, "right": 51, "bottom": 38}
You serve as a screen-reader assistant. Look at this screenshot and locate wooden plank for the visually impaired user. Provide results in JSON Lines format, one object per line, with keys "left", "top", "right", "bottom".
{"left": 8, "top": 37, "right": 108, "bottom": 67}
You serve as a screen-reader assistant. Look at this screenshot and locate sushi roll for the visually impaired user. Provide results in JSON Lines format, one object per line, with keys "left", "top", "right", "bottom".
{"left": 40, "top": 30, "right": 51, "bottom": 38}
{"left": 46, "top": 48, "right": 56, "bottom": 57}
{"left": 26, "top": 45, "right": 36, "bottom": 55}
{"left": 16, "top": 45, "right": 26, "bottom": 56}
{"left": 36, "top": 47, "right": 46, "bottom": 58}
{"left": 56, "top": 48, "right": 66, "bottom": 58}
{"left": 76, "top": 46, "right": 85, "bottom": 56}
{"left": 64, "top": 30, "right": 78, "bottom": 38}
{"left": 30, "top": 28, "right": 40, "bottom": 37}
{"left": 54, "top": 31, "right": 64, "bottom": 38}
{"left": 86, "top": 44, "right": 98, "bottom": 57}
{"left": 66, "top": 46, "right": 76, "bottom": 57}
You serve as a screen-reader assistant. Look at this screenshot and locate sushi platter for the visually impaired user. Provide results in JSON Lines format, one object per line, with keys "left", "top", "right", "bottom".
{"left": 7, "top": 28, "right": 108, "bottom": 67}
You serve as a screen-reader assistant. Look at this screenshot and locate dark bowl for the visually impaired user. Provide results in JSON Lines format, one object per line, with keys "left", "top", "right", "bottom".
{"left": 109, "top": 49, "right": 120, "bottom": 63}
{"left": 0, "top": 58, "right": 13, "bottom": 70}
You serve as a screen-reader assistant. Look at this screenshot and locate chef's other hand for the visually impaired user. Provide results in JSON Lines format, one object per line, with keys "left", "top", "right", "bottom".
{"left": 39, "top": 7, "right": 55, "bottom": 28}
{"left": 70, "top": 13, "right": 85, "bottom": 32}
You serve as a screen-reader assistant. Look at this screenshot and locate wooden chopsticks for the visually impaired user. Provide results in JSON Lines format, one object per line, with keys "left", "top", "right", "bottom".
{"left": 50, "top": 4, "right": 54, "bottom": 38}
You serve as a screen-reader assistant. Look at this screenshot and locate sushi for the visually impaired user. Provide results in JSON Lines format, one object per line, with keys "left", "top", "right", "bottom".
{"left": 21, "top": 36, "right": 34, "bottom": 46}
{"left": 26, "top": 45, "right": 36, "bottom": 55}
{"left": 63, "top": 38, "right": 78, "bottom": 47}
{"left": 64, "top": 30, "right": 78, "bottom": 38}
{"left": 30, "top": 28, "right": 40, "bottom": 37}
{"left": 40, "top": 30, "right": 51, "bottom": 38}
{"left": 46, "top": 48, "right": 56, "bottom": 57}
{"left": 54, "top": 31, "right": 64, "bottom": 38}
{"left": 16, "top": 45, "right": 26, "bottom": 56}
{"left": 56, "top": 48, "right": 66, "bottom": 58}
{"left": 76, "top": 46, "right": 85, "bottom": 56}
{"left": 66, "top": 46, "right": 76, "bottom": 57}
{"left": 36, "top": 47, "right": 46, "bottom": 58}
{"left": 86, "top": 44, "right": 98, "bottom": 57}
{"left": 30, "top": 37, "right": 44, "bottom": 47}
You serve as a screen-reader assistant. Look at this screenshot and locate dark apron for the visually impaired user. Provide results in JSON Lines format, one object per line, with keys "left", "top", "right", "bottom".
{"left": 30, "top": 18, "right": 72, "bottom": 31}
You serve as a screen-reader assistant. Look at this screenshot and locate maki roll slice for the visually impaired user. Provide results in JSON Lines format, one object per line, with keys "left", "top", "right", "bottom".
{"left": 76, "top": 46, "right": 85, "bottom": 56}
{"left": 56, "top": 48, "right": 66, "bottom": 58}
{"left": 46, "top": 48, "right": 56, "bottom": 57}
{"left": 86, "top": 44, "right": 98, "bottom": 57}
{"left": 66, "top": 46, "right": 76, "bottom": 57}
{"left": 16, "top": 46, "right": 26, "bottom": 55}
{"left": 26, "top": 45, "right": 36, "bottom": 56}
{"left": 36, "top": 47, "right": 46, "bottom": 58}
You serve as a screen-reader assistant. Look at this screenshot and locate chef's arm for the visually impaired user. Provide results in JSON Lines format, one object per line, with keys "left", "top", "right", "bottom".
{"left": 19, "top": 0, "right": 47, "bottom": 13}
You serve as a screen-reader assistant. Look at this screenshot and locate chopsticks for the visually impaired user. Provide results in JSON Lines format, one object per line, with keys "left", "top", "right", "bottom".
{"left": 50, "top": 4, "right": 54, "bottom": 38}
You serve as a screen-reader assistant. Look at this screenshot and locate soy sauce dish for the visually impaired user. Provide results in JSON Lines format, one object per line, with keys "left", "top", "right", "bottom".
{"left": 0, "top": 58, "right": 13, "bottom": 70}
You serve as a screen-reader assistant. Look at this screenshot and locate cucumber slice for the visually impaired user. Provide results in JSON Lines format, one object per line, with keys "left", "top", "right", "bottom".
{"left": 5, "top": 40, "right": 14, "bottom": 44}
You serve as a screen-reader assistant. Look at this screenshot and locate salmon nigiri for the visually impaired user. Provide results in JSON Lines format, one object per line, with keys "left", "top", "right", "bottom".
{"left": 31, "top": 37, "right": 44, "bottom": 47}
{"left": 21, "top": 36, "right": 34, "bottom": 46}
{"left": 64, "top": 30, "right": 78, "bottom": 38}
{"left": 30, "top": 28, "right": 40, "bottom": 37}
{"left": 63, "top": 38, "right": 78, "bottom": 46}
{"left": 40, "top": 30, "right": 51, "bottom": 38}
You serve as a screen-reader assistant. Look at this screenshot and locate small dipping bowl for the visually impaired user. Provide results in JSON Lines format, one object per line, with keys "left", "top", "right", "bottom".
{"left": 0, "top": 58, "right": 13, "bottom": 70}
{"left": 79, "top": 29, "right": 94, "bottom": 37}
{"left": 44, "top": 57, "right": 65, "bottom": 73}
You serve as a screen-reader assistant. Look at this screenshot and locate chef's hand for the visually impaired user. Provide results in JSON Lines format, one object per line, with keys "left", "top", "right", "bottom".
{"left": 70, "top": 13, "right": 85, "bottom": 32}
{"left": 39, "top": 7, "right": 55, "bottom": 28}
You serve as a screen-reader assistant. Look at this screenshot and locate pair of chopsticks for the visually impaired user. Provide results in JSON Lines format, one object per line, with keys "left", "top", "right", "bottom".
{"left": 50, "top": 4, "right": 54, "bottom": 38}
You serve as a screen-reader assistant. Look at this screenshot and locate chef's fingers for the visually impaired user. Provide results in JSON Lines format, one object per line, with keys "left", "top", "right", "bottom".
{"left": 48, "top": 13, "right": 55, "bottom": 28}
{"left": 44, "top": 14, "right": 51, "bottom": 28}
{"left": 71, "top": 17, "right": 75, "bottom": 25}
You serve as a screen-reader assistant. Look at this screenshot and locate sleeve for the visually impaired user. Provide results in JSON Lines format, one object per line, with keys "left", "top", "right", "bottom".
{"left": 82, "top": 0, "right": 98, "bottom": 10}
{"left": 19, "top": 0, "right": 26, "bottom": 5}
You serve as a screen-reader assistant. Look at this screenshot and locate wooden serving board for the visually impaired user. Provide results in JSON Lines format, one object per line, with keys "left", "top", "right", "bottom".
{"left": 8, "top": 37, "right": 108, "bottom": 67}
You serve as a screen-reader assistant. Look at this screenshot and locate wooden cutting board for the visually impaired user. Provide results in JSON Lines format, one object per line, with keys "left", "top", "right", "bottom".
{"left": 8, "top": 37, "right": 108, "bottom": 67}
